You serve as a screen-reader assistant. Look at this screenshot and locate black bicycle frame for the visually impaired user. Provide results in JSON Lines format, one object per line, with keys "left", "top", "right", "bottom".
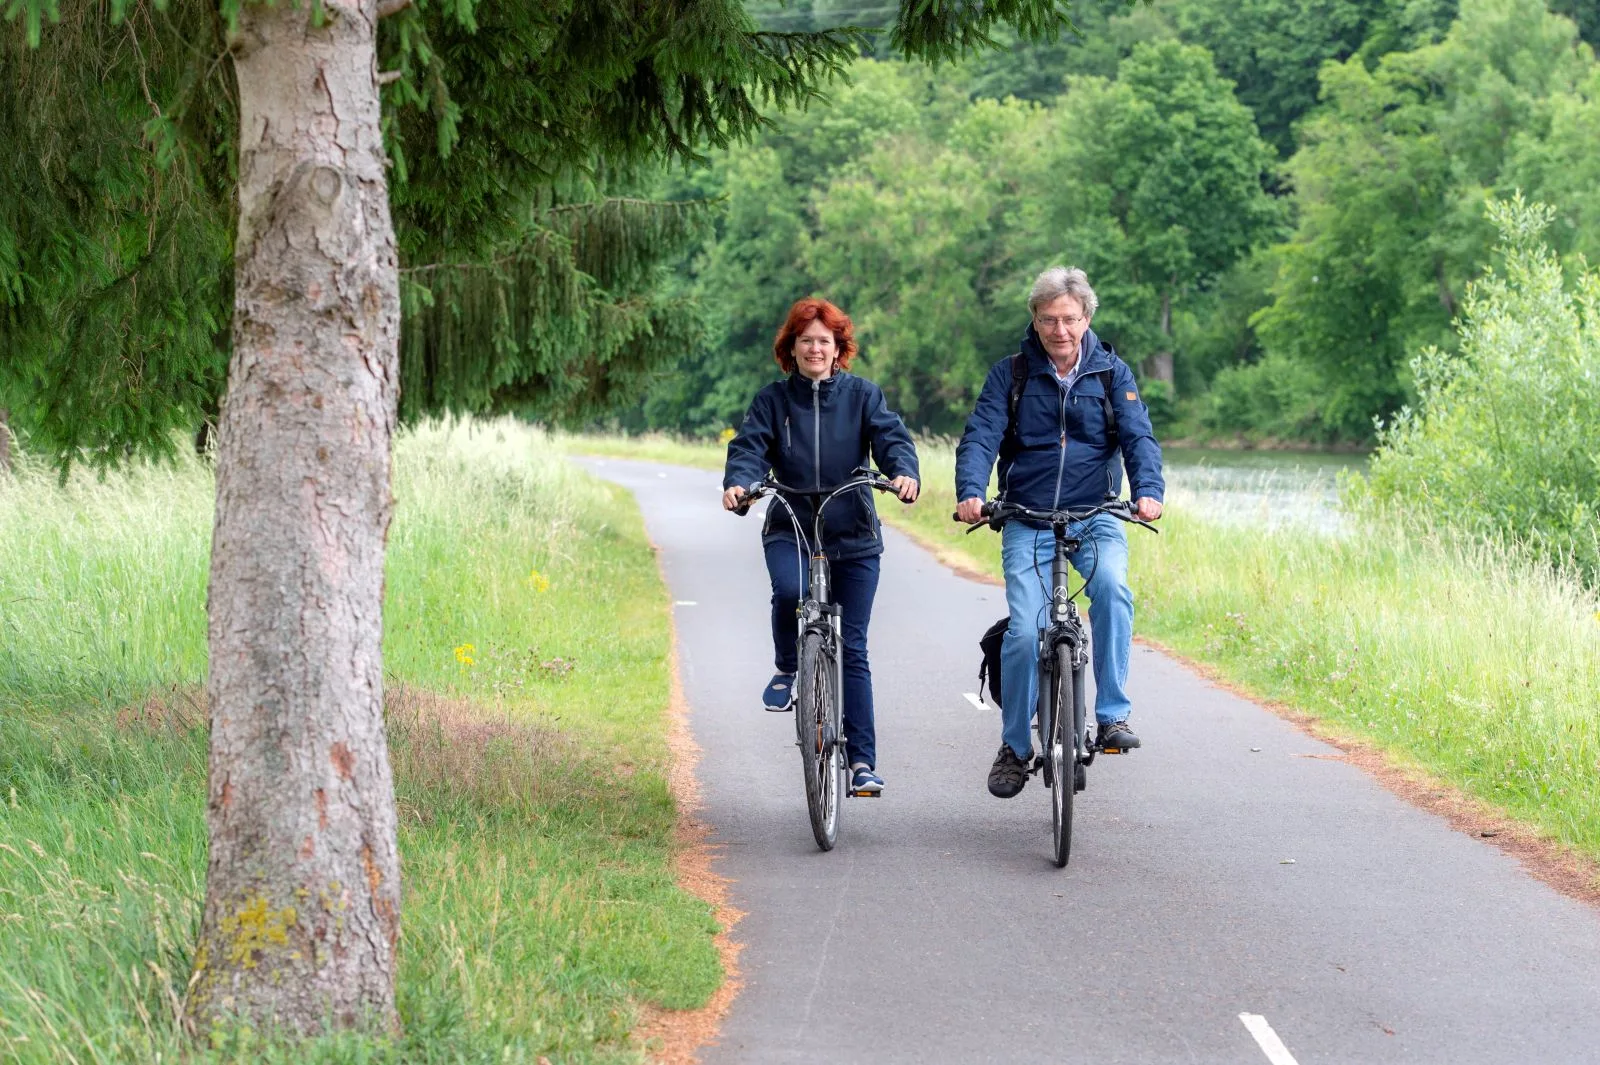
{"left": 1039, "top": 522, "right": 1093, "bottom": 774}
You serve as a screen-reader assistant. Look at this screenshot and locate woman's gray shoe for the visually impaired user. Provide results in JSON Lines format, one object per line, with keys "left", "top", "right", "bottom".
{"left": 987, "top": 744, "right": 1032, "bottom": 798}
{"left": 761, "top": 673, "right": 796, "bottom": 712}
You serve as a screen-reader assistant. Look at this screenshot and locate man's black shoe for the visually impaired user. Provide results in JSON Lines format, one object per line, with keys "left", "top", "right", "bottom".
{"left": 987, "top": 744, "right": 1033, "bottom": 798}
{"left": 1098, "top": 720, "right": 1141, "bottom": 751}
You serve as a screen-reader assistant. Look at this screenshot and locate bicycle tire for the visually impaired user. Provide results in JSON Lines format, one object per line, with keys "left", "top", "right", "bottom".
{"left": 797, "top": 630, "right": 841, "bottom": 851}
{"left": 1050, "top": 642, "right": 1079, "bottom": 867}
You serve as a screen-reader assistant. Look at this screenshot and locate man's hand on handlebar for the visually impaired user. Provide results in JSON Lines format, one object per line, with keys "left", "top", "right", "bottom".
{"left": 956, "top": 497, "right": 986, "bottom": 524}
{"left": 722, "top": 486, "right": 747, "bottom": 512}
{"left": 1135, "top": 497, "right": 1162, "bottom": 522}
{"left": 891, "top": 476, "right": 920, "bottom": 503}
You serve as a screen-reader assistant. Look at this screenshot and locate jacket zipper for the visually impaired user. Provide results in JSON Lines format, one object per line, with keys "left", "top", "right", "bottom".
{"left": 812, "top": 377, "right": 822, "bottom": 490}
{"left": 784, "top": 416, "right": 791, "bottom": 450}
{"left": 1051, "top": 381, "right": 1069, "bottom": 508}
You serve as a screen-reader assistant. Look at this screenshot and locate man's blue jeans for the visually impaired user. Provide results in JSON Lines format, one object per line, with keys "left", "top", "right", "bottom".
{"left": 765, "top": 541, "right": 881, "bottom": 769}
{"left": 999, "top": 514, "right": 1133, "bottom": 759}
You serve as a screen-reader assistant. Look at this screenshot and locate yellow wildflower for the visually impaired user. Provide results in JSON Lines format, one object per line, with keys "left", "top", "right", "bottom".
{"left": 453, "top": 643, "right": 476, "bottom": 667}
{"left": 527, "top": 569, "right": 551, "bottom": 593}
{"left": 718, "top": 427, "right": 736, "bottom": 444}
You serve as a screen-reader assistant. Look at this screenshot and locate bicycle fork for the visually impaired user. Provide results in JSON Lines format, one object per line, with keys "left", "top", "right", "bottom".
{"left": 797, "top": 556, "right": 873, "bottom": 797}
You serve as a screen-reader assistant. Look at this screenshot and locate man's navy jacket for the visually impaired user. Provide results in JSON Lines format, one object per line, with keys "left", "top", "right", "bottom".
{"left": 723, "top": 370, "right": 919, "bottom": 561}
{"left": 955, "top": 325, "right": 1165, "bottom": 511}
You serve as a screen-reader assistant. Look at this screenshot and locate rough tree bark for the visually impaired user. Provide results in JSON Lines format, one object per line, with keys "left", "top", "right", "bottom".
{"left": 189, "top": 0, "right": 402, "bottom": 1035}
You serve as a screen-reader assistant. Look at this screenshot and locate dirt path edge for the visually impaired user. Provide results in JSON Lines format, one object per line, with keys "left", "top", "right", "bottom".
{"left": 633, "top": 558, "right": 745, "bottom": 1065}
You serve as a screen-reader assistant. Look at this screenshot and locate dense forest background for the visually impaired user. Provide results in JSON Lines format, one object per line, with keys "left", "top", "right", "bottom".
{"left": 610, "top": 0, "right": 1600, "bottom": 446}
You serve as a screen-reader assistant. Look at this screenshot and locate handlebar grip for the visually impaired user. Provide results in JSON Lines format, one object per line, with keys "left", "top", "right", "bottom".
{"left": 731, "top": 483, "right": 764, "bottom": 517}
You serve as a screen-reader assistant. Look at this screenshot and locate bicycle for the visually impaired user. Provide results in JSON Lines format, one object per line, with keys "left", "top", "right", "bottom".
{"left": 959, "top": 499, "right": 1157, "bottom": 866}
{"left": 735, "top": 468, "right": 904, "bottom": 851}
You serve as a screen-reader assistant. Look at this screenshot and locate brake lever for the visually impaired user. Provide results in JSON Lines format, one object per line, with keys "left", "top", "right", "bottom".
{"left": 732, "top": 482, "right": 765, "bottom": 517}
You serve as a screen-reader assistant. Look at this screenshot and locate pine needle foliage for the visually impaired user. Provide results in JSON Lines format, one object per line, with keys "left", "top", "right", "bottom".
{"left": 398, "top": 197, "right": 712, "bottom": 422}
{"left": 2, "top": 0, "right": 1075, "bottom": 467}
{"left": 0, "top": 0, "right": 234, "bottom": 466}
{"left": 892, "top": 0, "right": 1071, "bottom": 61}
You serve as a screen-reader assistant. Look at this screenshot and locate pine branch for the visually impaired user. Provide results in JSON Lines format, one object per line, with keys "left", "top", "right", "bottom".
{"left": 397, "top": 195, "right": 715, "bottom": 421}
{"left": 892, "top": 0, "right": 1073, "bottom": 62}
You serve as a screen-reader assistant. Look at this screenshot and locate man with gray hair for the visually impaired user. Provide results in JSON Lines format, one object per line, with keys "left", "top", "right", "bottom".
{"left": 955, "top": 266, "right": 1165, "bottom": 799}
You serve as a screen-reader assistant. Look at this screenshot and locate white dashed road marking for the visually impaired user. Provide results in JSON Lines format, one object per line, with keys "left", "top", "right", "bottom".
{"left": 1239, "top": 1014, "right": 1301, "bottom": 1065}
{"left": 963, "top": 692, "right": 987, "bottom": 711}
{"left": 674, "top": 600, "right": 698, "bottom": 606}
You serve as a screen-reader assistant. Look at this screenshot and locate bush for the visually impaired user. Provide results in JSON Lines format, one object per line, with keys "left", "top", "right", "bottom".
{"left": 1357, "top": 196, "right": 1600, "bottom": 577}
{"left": 1197, "top": 352, "right": 1336, "bottom": 442}
{"left": 1139, "top": 378, "right": 1177, "bottom": 432}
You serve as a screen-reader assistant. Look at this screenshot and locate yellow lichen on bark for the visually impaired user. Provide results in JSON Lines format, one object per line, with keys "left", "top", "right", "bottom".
{"left": 220, "top": 895, "right": 299, "bottom": 969}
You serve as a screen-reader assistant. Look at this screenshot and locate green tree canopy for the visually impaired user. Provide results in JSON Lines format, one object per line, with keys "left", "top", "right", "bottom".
{"left": 7, "top": 0, "right": 1077, "bottom": 464}
{"left": 1249, "top": 0, "right": 1594, "bottom": 440}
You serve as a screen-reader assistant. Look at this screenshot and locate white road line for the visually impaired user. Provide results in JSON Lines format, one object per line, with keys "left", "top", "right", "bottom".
{"left": 1239, "top": 1014, "right": 1300, "bottom": 1065}
{"left": 673, "top": 600, "right": 698, "bottom": 607}
{"left": 963, "top": 692, "right": 987, "bottom": 711}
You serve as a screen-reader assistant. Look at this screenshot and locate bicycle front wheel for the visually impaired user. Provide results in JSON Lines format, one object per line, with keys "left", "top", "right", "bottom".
{"left": 1050, "top": 642, "right": 1079, "bottom": 868}
{"left": 797, "top": 630, "right": 842, "bottom": 851}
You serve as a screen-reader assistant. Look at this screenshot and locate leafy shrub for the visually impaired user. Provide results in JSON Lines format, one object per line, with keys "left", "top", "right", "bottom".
{"left": 1139, "top": 378, "right": 1177, "bottom": 432}
{"left": 1357, "top": 196, "right": 1600, "bottom": 576}
{"left": 1196, "top": 351, "right": 1337, "bottom": 442}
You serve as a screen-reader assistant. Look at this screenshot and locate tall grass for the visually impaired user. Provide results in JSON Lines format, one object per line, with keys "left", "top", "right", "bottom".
{"left": 565, "top": 431, "right": 1600, "bottom": 861}
{"left": 0, "top": 420, "right": 719, "bottom": 1064}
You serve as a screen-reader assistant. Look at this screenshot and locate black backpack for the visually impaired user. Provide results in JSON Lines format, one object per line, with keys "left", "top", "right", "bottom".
{"left": 978, "top": 617, "right": 1008, "bottom": 707}
{"left": 979, "top": 351, "right": 1120, "bottom": 709}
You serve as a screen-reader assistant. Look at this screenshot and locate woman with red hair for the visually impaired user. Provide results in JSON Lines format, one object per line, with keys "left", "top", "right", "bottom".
{"left": 721, "top": 297, "right": 920, "bottom": 795}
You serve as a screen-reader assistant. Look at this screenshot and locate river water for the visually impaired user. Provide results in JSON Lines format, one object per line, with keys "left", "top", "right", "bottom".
{"left": 1161, "top": 447, "right": 1367, "bottom": 535}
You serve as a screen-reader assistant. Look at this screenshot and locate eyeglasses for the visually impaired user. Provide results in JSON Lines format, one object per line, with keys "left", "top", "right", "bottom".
{"left": 1035, "top": 314, "right": 1086, "bottom": 330}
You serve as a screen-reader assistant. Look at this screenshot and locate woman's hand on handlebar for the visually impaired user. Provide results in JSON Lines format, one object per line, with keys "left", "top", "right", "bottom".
{"left": 890, "top": 475, "right": 920, "bottom": 503}
{"left": 955, "top": 497, "right": 986, "bottom": 524}
{"left": 722, "top": 486, "right": 747, "bottom": 512}
{"left": 1135, "top": 496, "right": 1162, "bottom": 522}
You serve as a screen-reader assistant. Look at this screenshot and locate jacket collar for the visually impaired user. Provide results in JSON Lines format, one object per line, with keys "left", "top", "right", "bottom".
{"left": 785, "top": 369, "right": 845, "bottom": 402}
{"left": 1020, "top": 324, "right": 1111, "bottom": 378}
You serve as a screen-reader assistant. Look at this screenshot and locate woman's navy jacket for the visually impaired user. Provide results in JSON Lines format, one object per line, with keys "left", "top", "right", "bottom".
{"left": 955, "top": 325, "right": 1165, "bottom": 510}
{"left": 723, "top": 371, "right": 920, "bottom": 561}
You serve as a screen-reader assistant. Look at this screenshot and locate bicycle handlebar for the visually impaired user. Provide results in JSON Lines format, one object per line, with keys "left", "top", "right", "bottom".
{"left": 732, "top": 467, "right": 903, "bottom": 517}
{"left": 950, "top": 498, "right": 1160, "bottom": 534}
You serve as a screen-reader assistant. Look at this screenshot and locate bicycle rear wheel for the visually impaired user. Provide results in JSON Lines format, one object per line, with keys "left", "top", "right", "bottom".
{"left": 797, "top": 630, "right": 841, "bottom": 851}
{"left": 1050, "top": 642, "right": 1080, "bottom": 868}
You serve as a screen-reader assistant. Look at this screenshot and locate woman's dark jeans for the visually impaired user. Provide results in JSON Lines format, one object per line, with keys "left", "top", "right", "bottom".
{"left": 764, "top": 540, "right": 881, "bottom": 770}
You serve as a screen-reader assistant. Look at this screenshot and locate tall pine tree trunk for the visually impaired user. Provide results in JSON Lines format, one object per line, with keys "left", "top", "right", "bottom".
{"left": 189, "top": 0, "right": 401, "bottom": 1034}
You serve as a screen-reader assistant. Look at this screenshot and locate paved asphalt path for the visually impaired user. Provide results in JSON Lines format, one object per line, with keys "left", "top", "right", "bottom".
{"left": 579, "top": 458, "right": 1600, "bottom": 1065}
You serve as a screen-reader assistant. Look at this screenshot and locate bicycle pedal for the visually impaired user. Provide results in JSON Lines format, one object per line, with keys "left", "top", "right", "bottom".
{"left": 1098, "top": 745, "right": 1128, "bottom": 755}
{"left": 848, "top": 789, "right": 882, "bottom": 798}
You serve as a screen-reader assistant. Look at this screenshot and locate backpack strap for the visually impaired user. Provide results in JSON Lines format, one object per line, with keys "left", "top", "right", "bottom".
{"left": 1092, "top": 366, "right": 1119, "bottom": 454}
{"left": 998, "top": 351, "right": 1028, "bottom": 462}
{"left": 1000, "top": 352, "right": 1124, "bottom": 476}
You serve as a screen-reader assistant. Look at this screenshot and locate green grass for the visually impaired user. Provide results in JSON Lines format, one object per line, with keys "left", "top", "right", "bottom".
{"left": 565, "top": 431, "right": 1600, "bottom": 867}
{"left": 559, "top": 431, "right": 725, "bottom": 474}
{"left": 0, "top": 420, "right": 720, "bottom": 1064}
